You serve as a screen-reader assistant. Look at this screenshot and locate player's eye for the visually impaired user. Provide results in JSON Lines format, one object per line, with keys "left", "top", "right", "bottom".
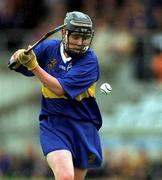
{"left": 71, "top": 34, "right": 80, "bottom": 40}
{"left": 82, "top": 36, "right": 91, "bottom": 40}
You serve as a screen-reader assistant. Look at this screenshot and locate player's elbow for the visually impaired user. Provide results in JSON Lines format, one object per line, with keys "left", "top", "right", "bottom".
{"left": 55, "top": 91, "right": 65, "bottom": 96}
{"left": 53, "top": 88, "right": 65, "bottom": 96}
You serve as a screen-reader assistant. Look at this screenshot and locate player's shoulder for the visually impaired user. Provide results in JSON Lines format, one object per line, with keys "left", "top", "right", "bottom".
{"left": 34, "top": 39, "right": 61, "bottom": 59}
{"left": 75, "top": 48, "right": 99, "bottom": 68}
{"left": 84, "top": 48, "right": 98, "bottom": 63}
{"left": 41, "top": 39, "right": 61, "bottom": 49}
{"left": 87, "top": 48, "right": 97, "bottom": 57}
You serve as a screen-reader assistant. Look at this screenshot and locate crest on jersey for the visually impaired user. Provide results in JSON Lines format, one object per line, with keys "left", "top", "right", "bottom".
{"left": 88, "top": 153, "right": 96, "bottom": 164}
{"left": 48, "top": 59, "right": 57, "bottom": 70}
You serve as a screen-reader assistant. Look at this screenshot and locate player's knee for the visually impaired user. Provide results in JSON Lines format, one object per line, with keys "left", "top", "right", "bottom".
{"left": 57, "top": 172, "right": 74, "bottom": 180}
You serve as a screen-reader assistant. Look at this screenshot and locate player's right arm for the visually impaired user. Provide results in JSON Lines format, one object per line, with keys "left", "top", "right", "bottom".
{"left": 10, "top": 48, "right": 65, "bottom": 96}
{"left": 32, "top": 65, "right": 65, "bottom": 96}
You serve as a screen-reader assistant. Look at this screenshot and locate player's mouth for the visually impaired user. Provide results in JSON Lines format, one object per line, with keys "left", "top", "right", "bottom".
{"left": 69, "top": 48, "right": 82, "bottom": 53}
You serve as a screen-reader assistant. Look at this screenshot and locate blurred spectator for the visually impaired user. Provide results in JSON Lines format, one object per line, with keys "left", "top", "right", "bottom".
{"left": 0, "top": 149, "right": 11, "bottom": 177}
{"left": 151, "top": 5, "right": 162, "bottom": 31}
{"left": 151, "top": 155, "right": 162, "bottom": 180}
{"left": 17, "top": 0, "right": 48, "bottom": 29}
{"left": 19, "top": 144, "right": 36, "bottom": 177}
{"left": 0, "top": 0, "right": 48, "bottom": 51}
{"left": 132, "top": 37, "right": 147, "bottom": 80}
{"left": 0, "top": 0, "right": 22, "bottom": 29}
{"left": 0, "top": 0, "right": 48, "bottom": 29}
{"left": 125, "top": 0, "right": 148, "bottom": 34}
{"left": 132, "top": 150, "right": 152, "bottom": 179}
{"left": 0, "top": 147, "right": 161, "bottom": 179}
{"left": 66, "top": 0, "right": 83, "bottom": 11}
{"left": 151, "top": 49, "right": 162, "bottom": 83}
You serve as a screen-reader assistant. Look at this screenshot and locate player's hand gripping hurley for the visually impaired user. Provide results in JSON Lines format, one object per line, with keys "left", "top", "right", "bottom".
{"left": 8, "top": 24, "right": 66, "bottom": 70}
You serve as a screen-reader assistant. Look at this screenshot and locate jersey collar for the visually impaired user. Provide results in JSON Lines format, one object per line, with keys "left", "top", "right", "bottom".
{"left": 60, "top": 43, "right": 72, "bottom": 63}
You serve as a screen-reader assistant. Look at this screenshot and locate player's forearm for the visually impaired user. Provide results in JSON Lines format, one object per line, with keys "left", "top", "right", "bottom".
{"left": 32, "top": 65, "right": 65, "bottom": 96}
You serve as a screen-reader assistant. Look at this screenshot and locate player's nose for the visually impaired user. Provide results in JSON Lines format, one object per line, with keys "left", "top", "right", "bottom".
{"left": 76, "top": 37, "right": 83, "bottom": 45}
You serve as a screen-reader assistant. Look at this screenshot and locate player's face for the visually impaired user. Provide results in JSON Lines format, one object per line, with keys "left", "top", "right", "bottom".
{"left": 67, "top": 32, "right": 92, "bottom": 54}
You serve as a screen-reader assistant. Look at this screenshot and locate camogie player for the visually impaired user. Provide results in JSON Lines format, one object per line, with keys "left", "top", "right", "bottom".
{"left": 9, "top": 11, "right": 103, "bottom": 180}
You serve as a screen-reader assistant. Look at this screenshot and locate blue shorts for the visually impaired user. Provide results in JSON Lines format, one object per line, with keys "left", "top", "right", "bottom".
{"left": 39, "top": 115, "right": 103, "bottom": 169}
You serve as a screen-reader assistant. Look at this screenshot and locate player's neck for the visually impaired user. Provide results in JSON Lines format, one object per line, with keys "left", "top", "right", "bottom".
{"left": 64, "top": 51, "right": 70, "bottom": 58}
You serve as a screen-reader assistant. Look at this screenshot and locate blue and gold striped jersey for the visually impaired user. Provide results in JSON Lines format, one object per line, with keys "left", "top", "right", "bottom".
{"left": 16, "top": 40, "right": 102, "bottom": 129}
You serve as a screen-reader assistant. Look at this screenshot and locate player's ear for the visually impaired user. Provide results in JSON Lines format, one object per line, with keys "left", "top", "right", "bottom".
{"left": 62, "top": 28, "right": 66, "bottom": 35}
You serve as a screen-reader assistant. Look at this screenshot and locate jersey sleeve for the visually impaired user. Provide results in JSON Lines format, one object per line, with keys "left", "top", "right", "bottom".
{"left": 15, "top": 65, "right": 34, "bottom": 76}
{"left": 34, "top": 40, "right": 61, "bottom": 68}
{"left": 33, "top": 40, "right": 50, "bottom": 68}
{"left": 58, "top": 56, "right": 100, "bottom": 99}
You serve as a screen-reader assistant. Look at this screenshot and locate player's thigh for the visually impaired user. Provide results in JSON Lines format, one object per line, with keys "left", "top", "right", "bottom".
{"left": 46, "top": 149, "right": 74, "bottom": 175}
{"left": 74, "top": 168, "right": 87, "bottom": 180}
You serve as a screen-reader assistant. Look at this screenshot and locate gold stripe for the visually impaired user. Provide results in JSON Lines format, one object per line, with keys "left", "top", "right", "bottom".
{"left": 42, "top": 85, "right": 67, "bottom": 99}
{"left": 41, "top": 82, "right": 97, "bottom": 101}
{"left": 75, "top": 82, "right": 96, "bottom": 101}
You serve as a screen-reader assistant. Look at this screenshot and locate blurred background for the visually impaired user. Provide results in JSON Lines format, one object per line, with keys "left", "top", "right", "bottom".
{"left": 1, "top": 0, "right": 162, "bottom": 179}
